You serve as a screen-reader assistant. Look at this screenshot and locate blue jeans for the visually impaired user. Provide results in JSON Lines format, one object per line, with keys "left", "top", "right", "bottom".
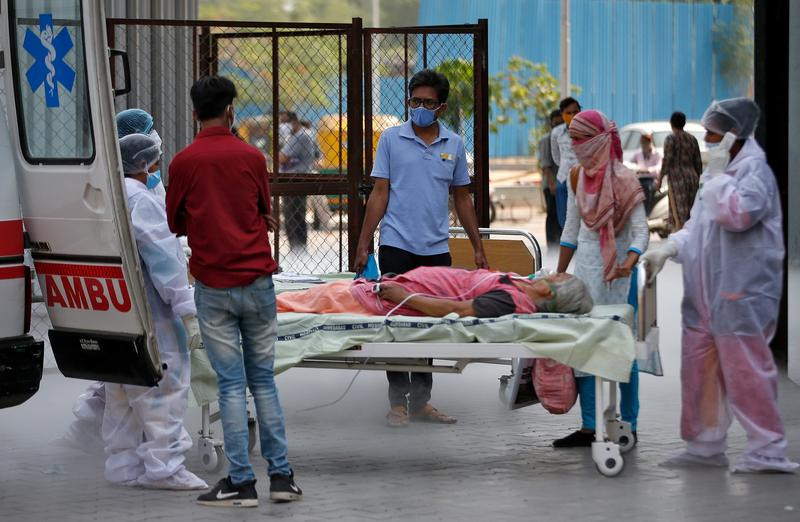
{"left": 556, "top": 180, "right": 569, "bottom": 229}
{"left": 195, "top": 275, "right": 292, "bottom": 484}
{"left": 576, "top": 269, "right": 641, "bottom": 431}
{"left": 576, "top": 362, "right": 639, "bottom": 432}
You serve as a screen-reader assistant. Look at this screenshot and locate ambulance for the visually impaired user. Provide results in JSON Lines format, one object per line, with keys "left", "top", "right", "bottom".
{"left": 0, "top": 0, "right": 163, "bottom": 407}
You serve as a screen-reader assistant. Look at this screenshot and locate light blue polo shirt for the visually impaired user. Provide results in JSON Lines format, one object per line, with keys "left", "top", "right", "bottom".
{"left": 371, "top": 119, "right": 470, "bottom": 255}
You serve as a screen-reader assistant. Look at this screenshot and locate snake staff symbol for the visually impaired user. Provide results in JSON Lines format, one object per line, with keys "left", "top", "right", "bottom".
{"left": 22, "top": 13, "right": 76, "bottom": 108}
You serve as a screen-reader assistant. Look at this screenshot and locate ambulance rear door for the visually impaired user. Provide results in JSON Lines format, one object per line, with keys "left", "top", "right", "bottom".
{"left": 1, "top": 0, "right": 161, "bottom": 386}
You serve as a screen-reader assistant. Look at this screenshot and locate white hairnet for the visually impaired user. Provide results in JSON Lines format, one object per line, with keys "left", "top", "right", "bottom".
{"left": 701, "top": 97, "right": 761, "bottom": 138}
{"left": 546, "top": 274, "right": 594, "bottom": 314}
{"left": 119, "top": 133, "right": 161, "bottom": 175}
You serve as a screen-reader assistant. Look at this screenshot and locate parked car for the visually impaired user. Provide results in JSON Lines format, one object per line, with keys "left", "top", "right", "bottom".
{"left": 619, "top": 120, "right": 708, "bottom": 164}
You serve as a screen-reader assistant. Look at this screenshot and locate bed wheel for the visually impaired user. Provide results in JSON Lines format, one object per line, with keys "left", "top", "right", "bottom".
{"left": 592, "top": 441, "right": 624, "bottom": 477}
{"left": 199, "top": 437, "right": 225, "bottom": 473}
{"left": 596, "top": 457, "right": 624, "bottom": 477}
{"left": 248, "top": 416, "right": 258, "bottom": 454}
{"left": 606, "top": 420, "right": 635, "bottom": 453}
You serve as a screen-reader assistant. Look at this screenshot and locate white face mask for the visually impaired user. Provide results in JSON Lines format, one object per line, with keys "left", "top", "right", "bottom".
{"left": 705, "top": 141, "right": 721, "bottom": 150}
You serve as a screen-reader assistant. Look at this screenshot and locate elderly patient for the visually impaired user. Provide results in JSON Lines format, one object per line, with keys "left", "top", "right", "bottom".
{"left": 277, "top": 266, "right": 593, "bottom": 317}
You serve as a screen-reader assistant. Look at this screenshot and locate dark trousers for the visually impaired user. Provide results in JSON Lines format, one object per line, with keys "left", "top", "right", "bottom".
{"left": 638, "top": 178, "right": 655, "bottom": 215}
{"left": 378, "top": 245, "right": 451, "bottom": 412}
{"left": 543, "top": 187, "right": 562, "bottom": 247}
{"left": 283, "top": 196, "right": 307, "bottom": 248}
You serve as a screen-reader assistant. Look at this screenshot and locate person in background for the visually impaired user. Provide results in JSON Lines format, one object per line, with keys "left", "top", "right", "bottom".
{"left": 278, "top": 109, "right": 292, "bottom": 147}
{"left": 643, "top": 98, "right": 798, "bottom": 473}
{"left": 167, "top": 76, "right": 303, "bottom": 507}
{"left": 301, "top": 119, "right": 328, "bottom": 230}
{"left": 102, "top": 133, "right": 206, "bottom": 491}
{"left": 353, "top": 68, "right": 488, "bottom": 428}
{"left": 553, "top": 109, "right": 648, "bottom": 448}
{"left": 656, "top": 111, "right": 702, "bottom": 231}
{"left": 632, "top": 133, "right": 662, "bottom": 214}
{"left": 279, "top": 111, "right": 317, "bottom": 249}
{"left": 538, "top": 109, "right": 564, "bottom": 248}
{"left": 551, "top": 97, "right": 582, "bottom": 228}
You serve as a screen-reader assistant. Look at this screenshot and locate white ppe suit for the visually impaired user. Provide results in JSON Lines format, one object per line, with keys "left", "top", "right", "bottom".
{"left": 670, "top": 137, "right": 791, "bottom": 466}
{"left": 101, "top": 177, "right": 202, "bottom": 488}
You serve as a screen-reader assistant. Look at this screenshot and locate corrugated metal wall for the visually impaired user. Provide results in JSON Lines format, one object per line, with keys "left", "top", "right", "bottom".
{"left": 419, "top": 0, "right": 743, "bottom": 157}
{"left": 103, "top": 1, "right": 199, "bottom": 185}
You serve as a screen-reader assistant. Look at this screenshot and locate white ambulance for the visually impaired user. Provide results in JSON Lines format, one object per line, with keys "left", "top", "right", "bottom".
{"left": 0, "top": 0, "right": 163, "bottom": 405}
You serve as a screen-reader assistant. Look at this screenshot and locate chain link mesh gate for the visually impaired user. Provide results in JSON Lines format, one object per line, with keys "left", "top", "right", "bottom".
{"left": 106, "top": 17, "right": 487, "bottom": 274}
{"left": 107, "top": 18, "right": 364, "bottom": 274}
{"left": 363, "top": 21, "right": 490, "bottom": 229}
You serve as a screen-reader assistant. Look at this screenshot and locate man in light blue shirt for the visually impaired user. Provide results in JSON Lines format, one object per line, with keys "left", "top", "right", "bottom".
{"left": 354, "top": 69, "right": 487, "bottom": 428}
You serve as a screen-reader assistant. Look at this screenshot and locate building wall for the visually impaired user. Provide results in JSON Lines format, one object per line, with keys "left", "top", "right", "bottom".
{"left": 419, "top": 0, "right": 743, "bottom": 157}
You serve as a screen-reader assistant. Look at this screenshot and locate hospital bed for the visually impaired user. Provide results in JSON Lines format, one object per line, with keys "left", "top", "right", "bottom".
{"left": 193, "top": 228, "right": 660, "bottom": 478}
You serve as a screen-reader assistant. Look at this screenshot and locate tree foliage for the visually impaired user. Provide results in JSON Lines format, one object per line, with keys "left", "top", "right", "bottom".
{"left": 200, "top": 0, "right": 420, "bottom": 25}
{"left": 436, "top": 55, "right": 573, "bottom": 147}
{"left": 200, "top": 0, "right": 421, "bottom": 116}
{"left": 712, "top": 0, "right": 754, "bottom": 96}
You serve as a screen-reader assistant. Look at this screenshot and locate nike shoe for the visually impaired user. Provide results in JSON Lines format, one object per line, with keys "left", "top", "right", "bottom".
{"left": 269, "top": 472, "right": 303, "bottom": 502}
{"left": 197, "top": 477, "right": 258, "bottom": 508}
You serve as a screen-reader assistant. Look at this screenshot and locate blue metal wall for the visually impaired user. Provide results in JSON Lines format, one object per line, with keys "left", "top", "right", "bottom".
{"left": 419, "top": 0, "right": 743, "bottom": 157}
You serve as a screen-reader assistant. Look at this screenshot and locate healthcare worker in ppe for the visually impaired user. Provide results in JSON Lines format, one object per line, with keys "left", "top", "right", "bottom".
{"left": 59, "top": 109, "right": 172, "bottom": 452}
{"left": 100, "top": 133, "right": 207, "bottom": 490}
{"left": 117, "top": 108, "right": 166, "bottom": 199}
{"left": 643, "top": 98, "right": 798, "bottom": 473}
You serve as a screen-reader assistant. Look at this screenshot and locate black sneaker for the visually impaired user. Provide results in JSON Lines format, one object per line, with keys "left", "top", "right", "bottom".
{"left": 197, "top": 477, "right": 258, "bottom": 508}
{"left": 269, "top": 472, "right": 303, "bottom": 502}
{"left": 553, "top": 429, "right": 596, "bottom": 448}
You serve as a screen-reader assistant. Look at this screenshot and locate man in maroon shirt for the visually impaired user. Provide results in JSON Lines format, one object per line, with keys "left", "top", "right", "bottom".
{"left": 167, "top": 76, "right": 302, "bottom": 508}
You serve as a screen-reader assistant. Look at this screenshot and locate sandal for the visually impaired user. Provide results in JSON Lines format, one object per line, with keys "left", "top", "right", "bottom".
{"left": 409, "top": 403, "right": 457, "bottom": 424}
{"left": 385, "top": 405, "right": 409, "bottom": 428}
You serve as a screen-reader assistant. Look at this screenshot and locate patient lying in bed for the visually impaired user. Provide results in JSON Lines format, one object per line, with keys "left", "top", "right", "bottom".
{"left": 277, "top": 266, "right": 593, "bottom": 318}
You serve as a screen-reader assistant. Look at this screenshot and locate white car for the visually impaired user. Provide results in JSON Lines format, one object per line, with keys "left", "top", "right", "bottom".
{"left": 619, "top": 120, "right": 708, "bottom": 164}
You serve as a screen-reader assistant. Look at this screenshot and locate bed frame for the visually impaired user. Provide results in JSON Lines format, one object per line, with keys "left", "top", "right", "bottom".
{"left": 197, "top": 228, "right": 656, "bottom": 477}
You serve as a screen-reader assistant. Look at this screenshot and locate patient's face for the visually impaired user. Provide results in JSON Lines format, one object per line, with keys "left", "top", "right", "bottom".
{"left": 517, "top": 273, "right": 570, "bottom": 302}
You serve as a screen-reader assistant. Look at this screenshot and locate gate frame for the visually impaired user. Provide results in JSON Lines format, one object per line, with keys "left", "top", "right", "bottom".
{"left": 106, "top": 17, "right": 488, "bottom": 272}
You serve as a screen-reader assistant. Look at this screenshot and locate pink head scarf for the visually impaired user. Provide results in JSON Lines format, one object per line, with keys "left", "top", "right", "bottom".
{"left": 568, "top": 110, "right": 644, "bottom": 281}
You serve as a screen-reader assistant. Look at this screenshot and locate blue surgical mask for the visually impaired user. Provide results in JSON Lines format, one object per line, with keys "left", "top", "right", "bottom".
{"left": 146, "top": 170, "right": 162, "bottom": 190}
{"left": 410, "top": 106, "right": 437, "bottom": 127}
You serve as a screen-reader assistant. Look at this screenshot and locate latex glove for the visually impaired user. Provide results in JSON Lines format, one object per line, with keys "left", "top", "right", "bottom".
{"left": 640, "top": 240, "right": 678, "bottom": 285}
{"left": 706, "top": 132, "right": 737, "bottom": 177}
{"left": 179, "top": 236, "right": 191, "bottom": 259}
{"left": 182, "top": 314, "right": 202, "bottom": 350}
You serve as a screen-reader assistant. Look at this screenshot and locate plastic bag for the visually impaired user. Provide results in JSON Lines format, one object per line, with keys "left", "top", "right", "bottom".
{"left": 533, "top": 358, "right": 577, "bottom": 415}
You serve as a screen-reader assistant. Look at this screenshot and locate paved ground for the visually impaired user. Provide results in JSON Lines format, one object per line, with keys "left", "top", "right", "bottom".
{"left": 4, "top": 217, "right": 800, "bottom": 521}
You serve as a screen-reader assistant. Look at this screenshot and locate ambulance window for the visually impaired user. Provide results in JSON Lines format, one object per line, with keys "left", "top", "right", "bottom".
{"left": 9, "top": 1, "right": 95, "bottom": 164}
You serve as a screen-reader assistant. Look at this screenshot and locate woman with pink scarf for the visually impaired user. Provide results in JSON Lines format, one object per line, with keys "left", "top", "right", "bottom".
{"left": 552, "top": 109, "right": 648, "bottom": 448}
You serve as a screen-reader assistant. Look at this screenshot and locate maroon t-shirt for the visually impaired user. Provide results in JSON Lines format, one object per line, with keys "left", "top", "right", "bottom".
{"left": 167, "top": 126, "right": 277, "bottom": 288}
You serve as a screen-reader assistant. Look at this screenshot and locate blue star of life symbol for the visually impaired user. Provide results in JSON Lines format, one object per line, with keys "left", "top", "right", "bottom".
{"left": 22, "top": 13, "right": 75, "bottom": 108}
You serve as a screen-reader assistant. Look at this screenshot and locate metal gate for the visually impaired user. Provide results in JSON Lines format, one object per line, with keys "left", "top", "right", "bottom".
{"left": 106, "top": 17, "right": 488, "bottom": 274}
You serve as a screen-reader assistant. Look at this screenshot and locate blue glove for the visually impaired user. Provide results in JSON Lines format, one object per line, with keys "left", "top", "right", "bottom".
{"left": 355, "top": 253, "right": 379, "bottom": 281}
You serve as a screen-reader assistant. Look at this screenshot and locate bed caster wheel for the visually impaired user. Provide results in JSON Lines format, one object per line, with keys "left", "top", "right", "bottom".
{"left": 199, "top": 437, "right": 225, "bottom": 473}
{"left": 248, "top": 417, "right": 258, "bottom": 454}
{"left": 592, "top": 441, "right": 624, "bottom": 477}
{"left": 606, "top": 420, "right": 635, "bottom": 453}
